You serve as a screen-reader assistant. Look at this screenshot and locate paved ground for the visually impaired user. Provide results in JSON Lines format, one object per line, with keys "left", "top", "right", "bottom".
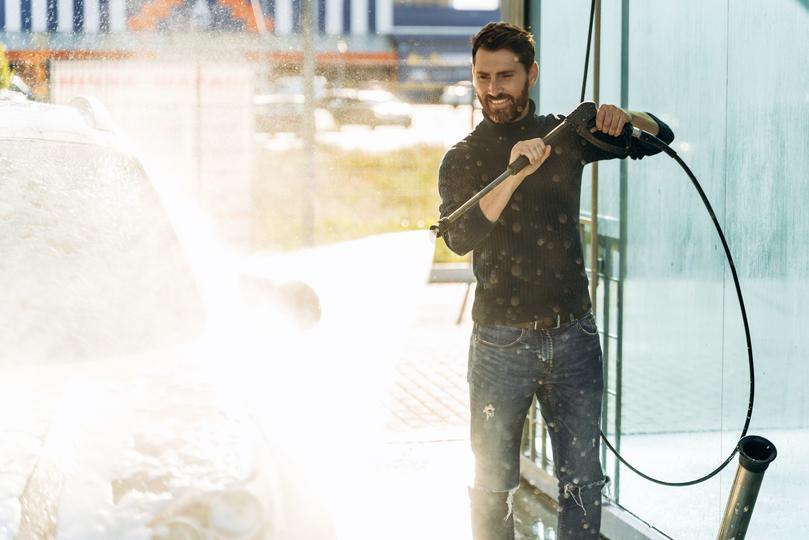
{"left": 370, "top": 281, "right": 560, "bottom": 540}
{"left": 384, "top": 284, "right": 470, "bottom": 435}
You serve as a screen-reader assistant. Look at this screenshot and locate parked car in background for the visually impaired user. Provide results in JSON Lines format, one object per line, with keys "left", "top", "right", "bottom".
{"left": 254, "top": 92, "right": 306, "bottom": 133}
{"left": 321, "top": 88, "right": 412, "bottom": 128}
{"left": 269, "top": 75, "right": 329, "bottom": 99}
{"left": 0, "top": 91, "right": 332, "bottom": 539}
{"left": 440, "top": 80, "right": 478, "bottom": 108}
{"left": 254, "top": 75, "right": 334, "bottom": 134}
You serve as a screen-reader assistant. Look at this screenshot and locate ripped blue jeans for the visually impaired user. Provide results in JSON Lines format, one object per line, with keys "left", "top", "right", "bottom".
{"left": 468, "top": 312, "right": 605, "bottom": 539}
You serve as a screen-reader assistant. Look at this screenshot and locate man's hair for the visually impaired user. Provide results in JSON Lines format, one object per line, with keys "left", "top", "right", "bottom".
{"left": 471, "top": 22, "right": 535, "bottom": 73}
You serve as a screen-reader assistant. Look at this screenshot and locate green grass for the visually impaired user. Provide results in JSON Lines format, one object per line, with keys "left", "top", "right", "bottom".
{"left": 254, "top": 142, "right": 469, "bottom": 264}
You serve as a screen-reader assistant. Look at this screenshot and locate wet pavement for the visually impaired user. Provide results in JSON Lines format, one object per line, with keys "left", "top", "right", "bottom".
{"left": 373, "top": 280, "right": 560, "bottom": 540}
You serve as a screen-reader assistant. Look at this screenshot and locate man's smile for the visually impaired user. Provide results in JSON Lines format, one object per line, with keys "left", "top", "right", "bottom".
{"left": 487, "top": 96, "right": 513, "bottom": 108}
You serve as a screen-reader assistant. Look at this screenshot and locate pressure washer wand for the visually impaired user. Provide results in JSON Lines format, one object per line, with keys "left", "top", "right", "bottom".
{"left": 428, "top": 153, "right": 531, "bottom": 238}
{"left": 430, "top": 101, "right": 600, "bottom": 238}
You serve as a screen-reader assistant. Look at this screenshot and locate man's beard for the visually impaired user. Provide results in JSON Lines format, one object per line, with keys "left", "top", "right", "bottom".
{"left": 479, "top": 80, "right": 530, "bottom": 124}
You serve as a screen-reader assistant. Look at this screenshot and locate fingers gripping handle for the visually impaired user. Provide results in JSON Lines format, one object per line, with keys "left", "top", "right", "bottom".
{"left": 507, "top": 155, "right": 531, "bottom": 175}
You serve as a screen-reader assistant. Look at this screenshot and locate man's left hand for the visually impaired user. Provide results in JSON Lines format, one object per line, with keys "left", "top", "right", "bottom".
{"left": 591, "top": 104, "right": 632, "bottom": 137}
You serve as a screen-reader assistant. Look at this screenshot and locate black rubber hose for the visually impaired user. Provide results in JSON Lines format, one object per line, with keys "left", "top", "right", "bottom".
{"left": 599, "top": 130, "right": 755, "bottom": 487}
{"left": 580, "top": 0, "right": 597, "bottom": 103}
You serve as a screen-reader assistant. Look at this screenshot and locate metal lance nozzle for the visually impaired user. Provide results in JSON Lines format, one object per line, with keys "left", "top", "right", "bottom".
{"left": 716, "top": 435, "right": 777, "bottom": 540}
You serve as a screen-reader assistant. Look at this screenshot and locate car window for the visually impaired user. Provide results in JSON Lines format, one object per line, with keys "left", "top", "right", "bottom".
{"left": 0, "top": 140, "right": 206, "bottom": 363}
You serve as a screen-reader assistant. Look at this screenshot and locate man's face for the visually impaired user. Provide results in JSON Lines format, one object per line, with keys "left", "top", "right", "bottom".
{"left": 473, "top": 47, "right": 537, "bottom": 124}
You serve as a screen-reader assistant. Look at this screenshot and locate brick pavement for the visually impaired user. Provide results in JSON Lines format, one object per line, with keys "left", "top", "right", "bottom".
{"left": 384, "top": 283, "right": 472, "bottom": 435}
{"left": 373, "top": 281, "right": 558, "bottom": 540}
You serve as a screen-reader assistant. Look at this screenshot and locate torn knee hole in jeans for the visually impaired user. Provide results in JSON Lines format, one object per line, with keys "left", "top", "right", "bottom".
{"left": 475, "top": 485, "right": 519, "bottom": 521}
{"left": 562, "top": 478, "right": 607, "bottom": 516}
{"left": 504, "top": 486, "right": 517, "bottom": 520}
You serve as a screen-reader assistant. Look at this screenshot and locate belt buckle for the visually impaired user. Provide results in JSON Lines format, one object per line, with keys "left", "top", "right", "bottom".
{"left": 531, "top": 315, "right": 561, "bottom": 331}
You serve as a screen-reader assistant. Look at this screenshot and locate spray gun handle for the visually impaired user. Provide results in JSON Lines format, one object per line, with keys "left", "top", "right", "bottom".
{"left": 429, "top": 101, "right": 599, "bottom": 238}
{"left": 507, "top": 154, "right": 530, "bottom": 175}
{"left": 505, "top": 102, "right": 597, "bottom": 177}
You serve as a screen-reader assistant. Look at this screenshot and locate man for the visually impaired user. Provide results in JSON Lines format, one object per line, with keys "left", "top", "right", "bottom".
{"left": 437, "top": 22, "right": 674, "bottom": 540}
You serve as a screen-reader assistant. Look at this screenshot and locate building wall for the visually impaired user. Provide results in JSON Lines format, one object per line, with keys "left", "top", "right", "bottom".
{"left": 0, "top": 0, "right": 496, "bottom": 98}
{"left": 0, "top": 0, "right": 496, "bottom": 35}
{"left": 0, "top": 0, "right": 127, "bottom": 32}
{"left": 0, "top": 0, "right": 387, "bottom": 34}
{"left": 533, "top": 1, "right": 809, "bottom": 538}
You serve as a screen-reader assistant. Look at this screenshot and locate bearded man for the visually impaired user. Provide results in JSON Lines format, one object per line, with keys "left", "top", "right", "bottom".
{"left": 437, "top": 22, "right": 674, "bottom": 540}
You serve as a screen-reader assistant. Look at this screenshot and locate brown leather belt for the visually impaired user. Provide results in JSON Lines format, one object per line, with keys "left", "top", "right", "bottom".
{"left": 510, "top": 312, "right": 583, "bottom": 331}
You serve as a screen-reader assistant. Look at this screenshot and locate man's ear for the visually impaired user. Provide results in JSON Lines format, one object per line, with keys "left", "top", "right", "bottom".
{"left": 529, "top": 62, "right": 538, "bottom": 86}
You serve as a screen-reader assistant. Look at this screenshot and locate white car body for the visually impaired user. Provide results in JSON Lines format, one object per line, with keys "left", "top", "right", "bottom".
{"left": 0, "top": 92, "right": 333, "bottom": 540}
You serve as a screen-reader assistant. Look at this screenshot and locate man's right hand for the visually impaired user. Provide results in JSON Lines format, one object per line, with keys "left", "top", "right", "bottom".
{"left": 479, "top": 138, "right": 552, "bottom": 223}
{"left": 509, "top": 138, "right": 552, "bottom": 178}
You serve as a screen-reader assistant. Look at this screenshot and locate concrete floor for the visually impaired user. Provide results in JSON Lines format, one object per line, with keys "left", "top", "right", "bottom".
{"left": 361, "top": 279, "right": 560, "bottom": 540}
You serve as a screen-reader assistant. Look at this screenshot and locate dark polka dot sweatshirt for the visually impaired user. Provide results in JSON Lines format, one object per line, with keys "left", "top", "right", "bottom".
{"left": 438, "top": 100, "right": 674, "bottom": 326}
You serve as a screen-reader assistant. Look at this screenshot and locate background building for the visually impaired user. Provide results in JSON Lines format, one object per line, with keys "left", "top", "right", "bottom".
{"left": 0, "top": 0, "right": 498, "bottom": 99}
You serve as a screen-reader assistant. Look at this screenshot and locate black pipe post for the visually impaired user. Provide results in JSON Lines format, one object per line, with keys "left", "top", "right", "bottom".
{"left": 716, "top": 435, "right": 777, "bottom": 540}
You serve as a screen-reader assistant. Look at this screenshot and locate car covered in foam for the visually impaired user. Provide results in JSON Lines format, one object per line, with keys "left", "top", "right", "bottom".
{"left": 0, "top": 91, "right": 332, "bottom": 540}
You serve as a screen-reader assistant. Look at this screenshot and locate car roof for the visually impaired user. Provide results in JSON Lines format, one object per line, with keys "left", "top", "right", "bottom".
{"left": 0, "top": 93, "right": 124, "bottom": 150}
